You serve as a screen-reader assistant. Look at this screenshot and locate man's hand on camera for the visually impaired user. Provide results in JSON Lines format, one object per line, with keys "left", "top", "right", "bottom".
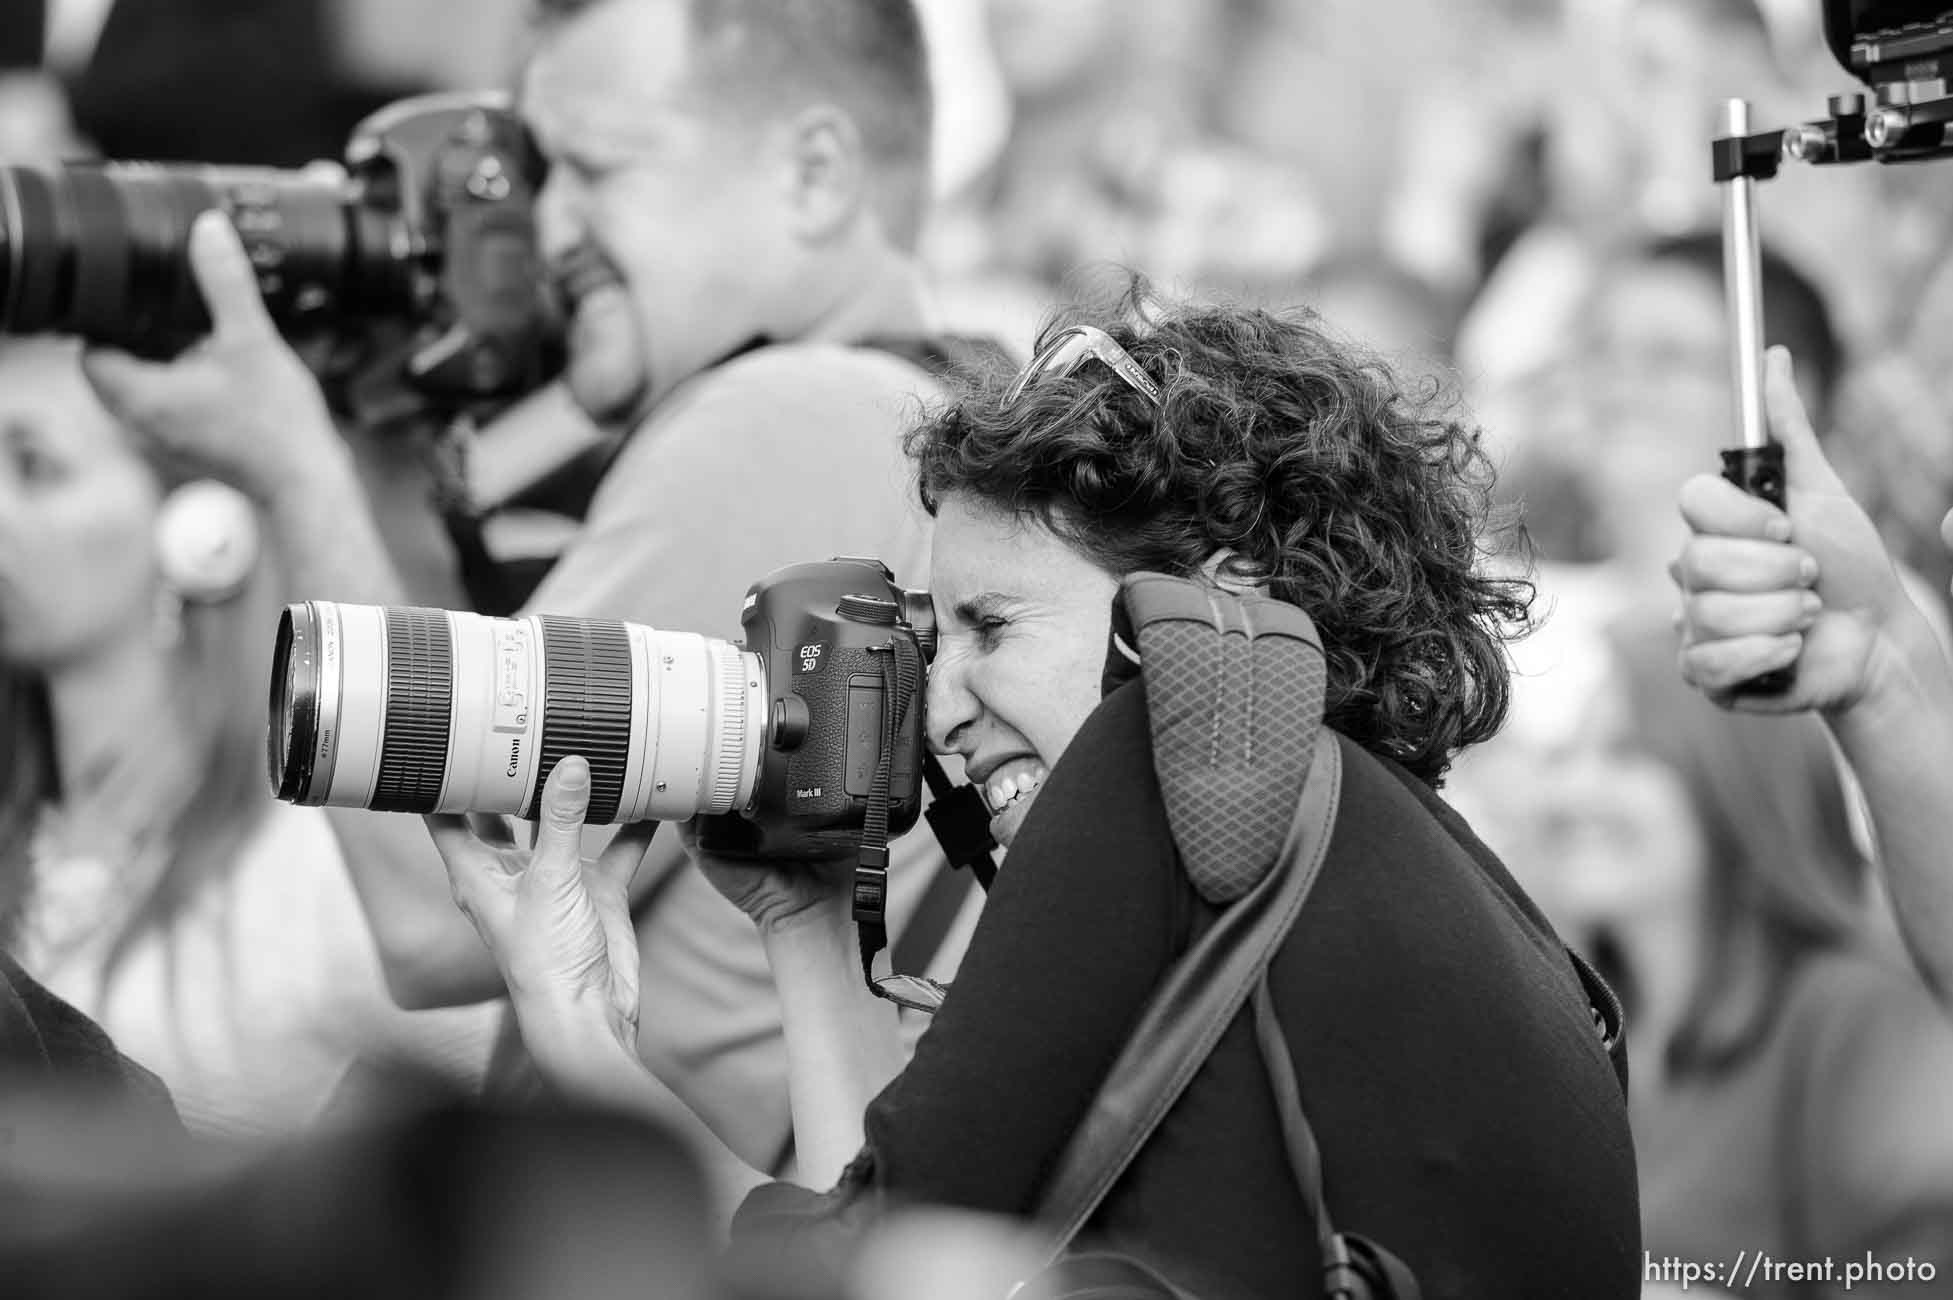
{"left": 428, "top": 757, "right": 656, "bottom": 1087}
{"left": 1672, "top": 347, "right": 1921, "bottom": 716}
{"left": 79, "top": 210, "right": 340, "bottom": 504}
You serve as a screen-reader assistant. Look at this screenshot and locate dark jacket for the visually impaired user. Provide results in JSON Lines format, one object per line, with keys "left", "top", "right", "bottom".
{"left": 0, "top": 950, "right": 179, "bottom": 1122}
{"left": 735, "top": 674, "right": 1640, "bottom": 1298}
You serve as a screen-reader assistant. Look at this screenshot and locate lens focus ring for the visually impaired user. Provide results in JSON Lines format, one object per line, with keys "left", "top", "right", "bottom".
{"left": 709, "top": 642, "right": 749, "bottom": 812}
{"left": 534, "top": 616, "right": 633, "bottom": 823}
{"left": 372, "top": 607, "right": 456, "bottom": 812}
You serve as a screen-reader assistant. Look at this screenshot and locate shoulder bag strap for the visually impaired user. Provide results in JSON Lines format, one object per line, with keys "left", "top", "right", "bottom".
{"left": 1251, "top": 973, "right": 1424, "bottom": 1300}
{"left": 1032, "top": 731, "right": 1344, "bottom": 1263}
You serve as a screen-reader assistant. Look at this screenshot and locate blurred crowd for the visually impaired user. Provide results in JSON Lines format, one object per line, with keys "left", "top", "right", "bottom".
{"left": 3, "top": 0, "right": 1953, "bottom": 1298}
{"left": 8, "top": 1, "right": 1953, "bottom": 598}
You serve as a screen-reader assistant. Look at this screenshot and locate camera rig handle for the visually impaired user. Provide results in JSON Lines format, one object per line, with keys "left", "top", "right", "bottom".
{"left": 1712, "top": 97, "right": 1796, "bottom": 696}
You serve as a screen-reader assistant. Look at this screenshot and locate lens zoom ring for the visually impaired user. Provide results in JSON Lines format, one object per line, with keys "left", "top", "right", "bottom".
{"left": 534, "top": 616, "right": 634, "bottom": 824}
{"left": 372, "top": 608, "right": 456, "bottom": 813}
{"left": 710, "top": 647, "right": 748, "bottom": 813}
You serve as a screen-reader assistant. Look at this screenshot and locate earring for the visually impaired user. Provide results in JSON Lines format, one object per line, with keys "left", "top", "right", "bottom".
{"left": 154, "top": 480, "right": 260, "bottom": 604}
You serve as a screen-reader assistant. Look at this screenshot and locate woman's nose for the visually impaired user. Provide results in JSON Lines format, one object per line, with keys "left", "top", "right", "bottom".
{"left": 924, "top": 656, "right": 975, "bottom": 756}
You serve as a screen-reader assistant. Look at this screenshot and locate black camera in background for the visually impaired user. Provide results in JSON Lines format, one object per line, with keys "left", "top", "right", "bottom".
{"left": 2, "top": 0, "right": 424, "bottom": 168}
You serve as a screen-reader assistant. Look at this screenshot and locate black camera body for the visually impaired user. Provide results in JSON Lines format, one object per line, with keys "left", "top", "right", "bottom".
{"left": 1739, "top": 2, "right": 1953, "bottom": 170}
{"left": 0, "top": 92, "right": 560, "bottom": 408}
{"left": 1824, "top": 1, "right": 1953, "bottom": 89}
{"left": 695, "top": 558, "right": 934, "bottom": 861}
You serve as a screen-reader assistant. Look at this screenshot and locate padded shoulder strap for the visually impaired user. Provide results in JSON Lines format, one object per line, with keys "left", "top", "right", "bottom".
{"left": 1032, "top": 730, "right": 1343, "bottom": 1262}
{"left": 1111, "top": 572, "right": 1328, "bottom": 905}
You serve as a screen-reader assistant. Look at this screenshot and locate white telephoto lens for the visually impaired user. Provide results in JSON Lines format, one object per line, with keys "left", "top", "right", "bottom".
{"left": 270, "top": 601, "right": 764, "bottom": 823}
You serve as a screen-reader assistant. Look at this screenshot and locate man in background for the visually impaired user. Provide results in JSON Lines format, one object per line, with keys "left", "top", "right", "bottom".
{"left": 80, "top": 0, "right": 969, "bottom": 1185}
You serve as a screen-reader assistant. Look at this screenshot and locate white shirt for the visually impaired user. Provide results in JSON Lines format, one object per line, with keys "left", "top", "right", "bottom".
{"left": 18, "top": 801, "right": 498, "bottom": 1139}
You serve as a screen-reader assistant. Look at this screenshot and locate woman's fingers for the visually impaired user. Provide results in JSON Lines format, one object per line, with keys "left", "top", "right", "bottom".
{"left": 595, "top": 819, "right": 659, "bottom": 894}
{"left": 1677, "top": 631, "right": 1804, "bottom": 695}
{"left": 1763, "top": 346, "right": 1847, "bottom": 497}
{"left": 1680, "top": 586, "right": 1823, "bottom": 642}
{"left": 527, "top": 757, "right": 594, "bottom": 903}
{"left": 464, "top": 811, "right": 520, "bottom": 850}
{"left": 1670, "top": 535, "right": 1817, "bottom": 595}
{"left": 424, "top": 812, "right": 505, "bottom": 927}
{"left": 1676, "top": 471, "right": 1792, "bottom": 543}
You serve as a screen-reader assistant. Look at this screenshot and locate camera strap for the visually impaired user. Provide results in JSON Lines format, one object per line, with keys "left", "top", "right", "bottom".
{"left": 919, "top": 756, "right": 999, "bottom": 892}
{"left": 853, "top": 634, "right": 952, "bottom": 1013}
{"left": 850, "top": 638, "right": 903, "bottom": 976}
{"left": 888, "top": 754, "right": 997, "bottom": 979}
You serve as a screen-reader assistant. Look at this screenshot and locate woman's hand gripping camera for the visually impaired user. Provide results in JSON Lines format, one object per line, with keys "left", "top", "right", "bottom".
{"left": 428, "top": 758, "right": 658, "bottom": 1103}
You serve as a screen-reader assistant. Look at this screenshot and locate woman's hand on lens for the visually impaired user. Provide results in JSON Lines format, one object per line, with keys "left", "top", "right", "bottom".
{"left": 427, "top": 757, "right": 654, "bottom": 1065}
{"left": 78, "top": 210, "right": 342, "bottom": 506}
{"left": 1672, "top": 347, "right": 1917, "bottom": 715}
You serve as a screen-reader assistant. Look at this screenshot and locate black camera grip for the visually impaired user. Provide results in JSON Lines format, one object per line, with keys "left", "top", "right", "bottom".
{"left": 1720, "top": 443, "right": 1795, "bottom": 696}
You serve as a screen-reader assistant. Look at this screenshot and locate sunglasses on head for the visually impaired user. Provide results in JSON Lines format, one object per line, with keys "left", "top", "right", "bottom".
{"left": 1000, "top": 325, "right": 1163, "bottom": 411}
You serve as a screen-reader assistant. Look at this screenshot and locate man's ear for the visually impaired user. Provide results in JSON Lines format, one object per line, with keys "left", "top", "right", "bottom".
{"left": 779, "top": 103, "right": 865, "bottom": 241}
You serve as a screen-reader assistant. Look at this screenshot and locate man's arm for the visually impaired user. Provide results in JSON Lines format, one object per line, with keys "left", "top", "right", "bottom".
{"left": 264, "top": 429, "right": 512, "bottom": 1004}
{"left": 1673, "top": 348, "right": 1953, "bottom": 1008}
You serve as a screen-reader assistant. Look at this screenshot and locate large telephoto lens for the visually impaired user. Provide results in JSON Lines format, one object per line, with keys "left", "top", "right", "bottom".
{"left": 0, "top": 163, "right": 403, "bottom": 355}
{"left": 270, "top": 602, "right": 765, "bottom": 824}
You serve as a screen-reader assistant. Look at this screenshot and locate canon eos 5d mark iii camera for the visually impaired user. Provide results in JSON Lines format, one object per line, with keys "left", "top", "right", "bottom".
{"left": 0, "top": 92, "right": 559, "bottom": 409}
{"left": 268, "top": 557, "right": 933, "bottom": 861}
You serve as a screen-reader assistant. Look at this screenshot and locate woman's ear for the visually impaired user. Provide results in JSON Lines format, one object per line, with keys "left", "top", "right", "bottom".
{"left": 1197, "top": 548, "right": 1264, "bottom": 595}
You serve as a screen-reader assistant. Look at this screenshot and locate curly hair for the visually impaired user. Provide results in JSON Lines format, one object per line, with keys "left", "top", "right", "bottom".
{"left": 906, "top": 280, "right": 1534, "bottom": 785}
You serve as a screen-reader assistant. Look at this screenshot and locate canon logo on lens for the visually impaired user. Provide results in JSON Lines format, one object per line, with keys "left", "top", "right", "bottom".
{"left": 269, "top": 601, "right": 764, "bottom": 823}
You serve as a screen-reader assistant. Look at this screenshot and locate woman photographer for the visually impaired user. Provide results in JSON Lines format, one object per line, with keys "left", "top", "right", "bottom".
{"left": 437, "top": 288, "right": 1641, "bottom": 1298}
{"left": 0, "top": 338, "right": 493, "bottom": 1135}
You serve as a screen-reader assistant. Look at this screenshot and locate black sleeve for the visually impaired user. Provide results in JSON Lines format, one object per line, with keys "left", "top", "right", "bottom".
{"left": 0, "top": 952, "right": 181, "bottom": 1128}
{"left": 731, "top": 679, "right": 1190, "bottom": 1239}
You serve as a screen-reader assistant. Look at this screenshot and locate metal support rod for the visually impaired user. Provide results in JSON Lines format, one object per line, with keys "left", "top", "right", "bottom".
{"left": 1720, "top": 98, "right": 1770, "bottom": 451}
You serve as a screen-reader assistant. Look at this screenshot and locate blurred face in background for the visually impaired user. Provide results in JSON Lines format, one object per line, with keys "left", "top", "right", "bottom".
{"left": 1574, "top": 255, "right": 1829, "bottom": 566}
{"left": 981, "top": 0, "right": 1119, "bottom": 101}
{"left": 1555, "top": 0, "right": 1784, "bottom": 234}
{"left": 1480, "top": 661, "right": 1709, "bottom": 951}
{"left": 0, "top": 343, "right": 164, "bottom": 670}
{"left": 1581, "top": 258, "right": 1729, "bottom": 559}
{"left": 523, "top": 0, "right": 802, "bottom": 423}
